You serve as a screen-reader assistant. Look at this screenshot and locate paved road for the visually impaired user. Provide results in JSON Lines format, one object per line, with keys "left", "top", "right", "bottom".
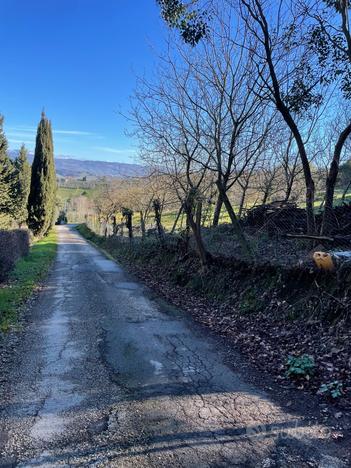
{"left": 0, "top": 226, "right": 348, "bottom": 467}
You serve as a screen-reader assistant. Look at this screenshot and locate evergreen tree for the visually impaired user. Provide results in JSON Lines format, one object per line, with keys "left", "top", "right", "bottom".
{"left": 0, "top": 116, "right": 16, "bottom": 229}
{"left": 13, "top": 144, "right": 31, "bottom": 227}
{"left": 28, "top": 112, "right": 57, "bottom": 236}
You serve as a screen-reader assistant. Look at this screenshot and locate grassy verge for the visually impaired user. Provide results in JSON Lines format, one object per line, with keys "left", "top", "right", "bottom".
{"left": 0, "top": 229, "right": 58, "bottom": 332}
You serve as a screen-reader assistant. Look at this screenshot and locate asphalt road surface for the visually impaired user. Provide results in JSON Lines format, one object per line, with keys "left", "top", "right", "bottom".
{"left": 0, "top": 225, "right": 348, "bottom": 467}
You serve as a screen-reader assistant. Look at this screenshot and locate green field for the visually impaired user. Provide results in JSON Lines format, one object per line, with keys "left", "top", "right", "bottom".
{"left": 58, "top": 186, "right": 96, "bottom": 203}
{"left": 0, "top": 229, "right": 58, "bottom": 331}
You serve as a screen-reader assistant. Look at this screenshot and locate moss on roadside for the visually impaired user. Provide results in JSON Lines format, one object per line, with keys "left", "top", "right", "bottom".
{"left": 0, "top": 229, "right": 58, "bottom": 332}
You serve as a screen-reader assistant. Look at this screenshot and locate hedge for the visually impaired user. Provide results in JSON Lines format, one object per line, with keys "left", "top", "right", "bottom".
{"left": 0, "top": 229, "right": 30, "bottom": 282}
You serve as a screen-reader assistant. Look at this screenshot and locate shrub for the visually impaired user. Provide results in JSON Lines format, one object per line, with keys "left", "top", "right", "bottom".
{"left": 318, "top": 380, "right": 343, "bottom": 399}
{"left": 14, "top": 229, "right": 31, "bottom": 257}
{"left": 0, "top": 229, "right": 30, "bottom": 282}
{"left": 286, "top": 354, "right": 315, "bottom": 379}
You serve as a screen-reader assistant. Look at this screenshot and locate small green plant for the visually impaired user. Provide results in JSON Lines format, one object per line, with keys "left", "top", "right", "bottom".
{"left": 318, "top": 381, "right": 343, "bottom": 399}
{"left": 239, "top": 288, "right": 264, "bottom": 313}
{"left": 286, "top": 354, "right": 315, "bottom": 379}
{"left": 172, "top": 267, "right": 188, "bottom": 286}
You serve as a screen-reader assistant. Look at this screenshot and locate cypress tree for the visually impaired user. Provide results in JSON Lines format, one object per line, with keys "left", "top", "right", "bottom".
{"left": 28, "top": 112, "right": 57, "bottom": 236}
{"left": 0, "top": 116, "right": 16, "bottom": 229}
{"left": 13, "top": 144, "right": 31, "bottom": 227}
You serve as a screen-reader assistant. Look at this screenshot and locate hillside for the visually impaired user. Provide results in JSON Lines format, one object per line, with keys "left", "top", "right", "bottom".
{"left": 54, "top": 157, "right": 146, "bottom": 178}
{"left": 9, "top": 151, "right": 145, "bottom": 178}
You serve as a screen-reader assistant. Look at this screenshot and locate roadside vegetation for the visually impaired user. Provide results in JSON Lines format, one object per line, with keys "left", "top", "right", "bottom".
{"left": 0, "top": 112, "right": 58, "bottom": 331}
{"left": 77, "top": 223, "right": 351, "bottom": 408}
{"left": 64, "top": 0, "right": 351, "bottom": 270}
{"left": 62, "top": 1, "right": 351, "bottom": 413}
{"left": 0, "top": 229, "right": 57, "bottom": 332}
{"left": 71, "top": 0, "right": 351, "bottom": 407}
{"left": 1, "top": 0, "right": 351, "bottom": 418}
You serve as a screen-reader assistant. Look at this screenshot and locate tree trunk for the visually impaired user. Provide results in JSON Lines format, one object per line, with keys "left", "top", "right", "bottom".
{"left": 238, "top": 185, "right": 247, "bottom": 218}
{"left": 112, "top": 216, "right": 118, "bottom": 236}
{"left": 153, "top": 199, "right": 165, "bottom": 242}
{"left": 322, "top": 123, "right": 351, "bottom": 235}
{"left": 261, "top": 189, "right": 269, "bottom": 205}
{"left": 182, "top": 190, "right": 211, "bottom": 268}
{"left": 284, "top": 178, "right": 293, "bottom": 203}
{"left": 216, "top": 182, "right": 253, "bottom": 260}
{"left": 171, "top": 205, "right": 183, "bottom": 233}
{"left": 140, "top": 211, "right": 146, "bottom": 239}
{"left": 195, "top": 199, "right": 202, "bottom": 228}
{"left": 186, "top": 207, "right": 211, "bottom": 268}
{"left": 212, "top": 192, "right": 224, "bottom": 227}
{"left": 321, "top": 160, "right": 338, "bottom": 235}
{"left": 305, "top": 180, "right": 316, "bottom": 233}
{"left": 342, "top": 180, "right": 351, "bottom": 202}
{"left": 184, "top": 212, "right": 190, "bottom": 252}
{"left": 125, "top": 213, "right": 133, "bottom": 239}
{"left": 249, "top": 0, "right": 316, "bottom": 233}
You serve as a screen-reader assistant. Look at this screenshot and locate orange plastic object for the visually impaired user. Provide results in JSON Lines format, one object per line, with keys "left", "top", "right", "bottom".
{"left": 313, "top": 252, "right": 335, "bottom": 271}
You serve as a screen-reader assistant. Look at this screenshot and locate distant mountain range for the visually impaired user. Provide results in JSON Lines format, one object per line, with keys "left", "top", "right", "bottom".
{"left": 9, "top": 151, "right": 146, "bottom": 179}
{"left": 54, "top": 157, "right": 146, "bottom": 178}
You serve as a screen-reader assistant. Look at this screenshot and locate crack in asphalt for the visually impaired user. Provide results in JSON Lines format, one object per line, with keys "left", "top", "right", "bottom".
{"left": 0, "top": 226, "right": 348, "bottom": 467}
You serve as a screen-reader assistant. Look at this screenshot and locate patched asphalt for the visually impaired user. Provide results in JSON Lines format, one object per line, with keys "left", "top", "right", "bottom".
{"left": 0, "top": 225, "right": 348, "bottom": 467}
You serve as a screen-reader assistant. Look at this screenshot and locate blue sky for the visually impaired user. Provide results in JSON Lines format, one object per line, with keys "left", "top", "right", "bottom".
{"left": 1, "top": 0, "right": 167, "bottom": 163}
